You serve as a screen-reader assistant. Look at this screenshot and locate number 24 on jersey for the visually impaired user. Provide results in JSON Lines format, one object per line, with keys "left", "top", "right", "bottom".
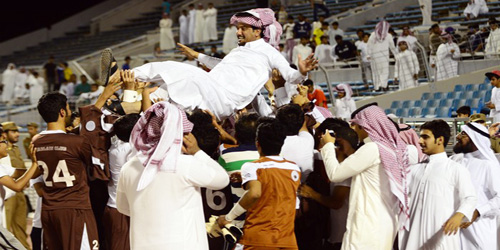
{"left": 38, "top": 160, "right": 76, "bottom": 187}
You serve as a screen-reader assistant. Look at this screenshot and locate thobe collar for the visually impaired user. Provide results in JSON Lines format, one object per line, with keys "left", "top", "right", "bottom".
{"left": 429, "top": 151, "right": 447, "bottom": 162}
{"left": 464, "top": 150, "right": 483, "bottom": 160}
{"left": 244, "top": 38, "right": 265, "bottom": 49}
{"left": 363, "top": 137, "right": 373, "bottom": 143}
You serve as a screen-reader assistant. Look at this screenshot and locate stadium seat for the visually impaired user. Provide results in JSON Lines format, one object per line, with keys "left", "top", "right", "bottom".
{"left": 465, "top": 84, "right": 479, "bottom": 92}
{"left": 414, "top": 100, "right": 422, "bottom": 107}
{"left": 485, "top": 91, "right": 492, "bottom": 102}
{"left": 408, "top": 108, "right": 422, "bottom": 117}
{"left": 433, "top": 92, "right": 444, "bottom": 100}
{"left": 421, "top": 92, "right": 431, "bottom": 100}
{"left": 472, "top": 90, "right": 481, "bottom": 99}
{"left": 426, "top": 100, "right": 438, "bottom": 108}
{"left": 396, "top": 108, "right": 409, "bottom": 117}
{"left": 391, "top": 101, "right": 402, "bottom": 109}
{"left": 439, "top": 99, "right": 453, "bottom": 107}
{"left": 436, "top": 107, "right": 450, "bottom": 117}
{"left": 478, "top": 83, "right": 488, "bottom": 91}
{"left": 468, "top": 98, "right": 483, "bottom": 110}
{"left": 402, "top": 100, "right": 413, "bottom": 108}
{"left": 463, "top": 91, "right": 474, "bottom": 99}
{"left": 385, "top": 108, "right": 394, "bottom": 114}
{"left": 454, "top": 85, "right": 464, "bottom": 92}
{"left": 422, "top": 107, "right": 437, "bottom": 117}
{"left": 446, "top": 91, "right": 463, "bottom": 99}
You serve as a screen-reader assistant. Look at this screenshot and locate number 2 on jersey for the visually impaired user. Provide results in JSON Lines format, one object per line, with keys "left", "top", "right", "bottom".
{"left": 38, "top": 160, "right": 76, "bottom": 187}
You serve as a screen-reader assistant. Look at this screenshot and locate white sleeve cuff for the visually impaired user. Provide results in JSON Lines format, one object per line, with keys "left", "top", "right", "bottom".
{"left": 122, "top": 90, "right": 138, "bottom": 103}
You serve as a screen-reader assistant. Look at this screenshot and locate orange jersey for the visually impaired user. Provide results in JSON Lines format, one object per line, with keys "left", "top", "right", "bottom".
{"left": 239, "top": 156, "right": 301, "bottom": 248}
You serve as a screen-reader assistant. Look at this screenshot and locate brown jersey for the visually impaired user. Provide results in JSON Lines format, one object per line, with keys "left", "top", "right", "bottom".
{"left": 33, "top": 131, "right": 93, "bottom": 210}
{"left": 239, "top": 156, "right": 301, "bottom": 248}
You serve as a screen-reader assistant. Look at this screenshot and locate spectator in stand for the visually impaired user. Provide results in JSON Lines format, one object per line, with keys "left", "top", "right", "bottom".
{"left": 464, "top": 0, "right": 488, "bottom": 20}
{"left": 278, "top": 5, "right": 288, "bottom": 24}
{"left": 315, "top": 36, "right": 335, "bottom": 65}
{"left": 1, "top": 63, "right": 17, "bottom": 103}
{"left": 435, "top": 33, "right": 460, "bottom": 81}
{"left": 388, "top": 28, "right": 398, "bottom": 46}
{"left": 293, "top": 37, "right": 313, "bottom": 65}
{"left": 293, "top": 14, "right": 312, "bottom": 39}
{"left": 357, "top": 33, "right": 371, "bottom": 86}
{"left": 179, "top": 10, "right": 189, "bottom": 45}
{"left": 160, "top": 14, "right": 176, "bottom": 50}
{"left": 60, "top": 74, "right": 76, "bottom": 97}
{"left": 397, "top": 26, "right": 418, "bottom": 51}
{"left": 310, "top": 0, "right": 329, "bottom": 21}
{"left": 28, "top": 71, "right": 44, "bottom": 104}
{"left": 188, "top": 4, "right": 196, "bottom": 44}
{"left": 122, "top": 56, "right": 131, "bottom": 70}
{"left": 204, "top": 3, "right": 218, "bottom": 41}
{"left": 303, "top": 79, "right": 327, "bottom": 108}
{"left": 485, "top": 70, "right": 500, "bottom": 122}
{"left": 194, "top": 4, "right": 206, "bottom": 43}
{"left": 62, "top": 62, "right": 73, "bottom": 82}
{"left": 354, "top": 29, "right": 364, "bottom": 46}
{"left": 283, "top": 15, "right": 296, "bottom": 61}
{"left": 394, "top": 40, "right": 419, "bottom": 90}
{"left": 485, "top": 19, "right": 500, "bottom": 57}
{"left": 457, "top": 106, "right": 471, "bottom": 118}
{"left": 43, "top": 56, "right": 57, "bottom": 91}
{"left": 328, "top": 21, "right": 344, "bottom": 46}
{"left": 312, "top": 15, "right": 326, "bottom": 36}
{"left": 209, "top": 45, "right": 222, "bottom": 58}
{"left": 313, "top": 22, "right": 329, "bottom": 45}
{"left": 13, "top": 84, "right": 30, "bottom": 105}
{"left": 222, "top": 24, "right": 238, "bottom": 55}
{"left": 77, "top": 83, "right": 102, "bottom": 106}
{"left": 445, "top": 27, "right": 461, "bottom": 44}
{"left": 74, "top": 75, "right": 91, "bottom": 96}
{"left": 162, "top": 0, "right": 171, "bottom": 15}
{"left": 429, "top": 24, "right": 442, "bottom": 69}
{"left": 279, "top": 44, "right": 290, "bottom": 62}
{"left": 367, "top": 20, "right": 397, "bottom": 91}
{"left": 334, "top": 83, "right": 356, "bottom": 120}
{"left": 14, "top": 67, "right": 28, "bottom": 94}
{"left": 334, "top": 35, "right": 357, "bottom": 61}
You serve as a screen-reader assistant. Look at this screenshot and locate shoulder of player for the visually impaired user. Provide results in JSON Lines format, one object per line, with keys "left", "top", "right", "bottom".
{"left": 247, "top": 157, "right": 300, "bottom": 171}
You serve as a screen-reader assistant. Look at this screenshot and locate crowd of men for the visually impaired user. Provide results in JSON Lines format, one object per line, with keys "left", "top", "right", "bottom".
{"left": 3, "top": 3, "right": 500, "bottom": 250}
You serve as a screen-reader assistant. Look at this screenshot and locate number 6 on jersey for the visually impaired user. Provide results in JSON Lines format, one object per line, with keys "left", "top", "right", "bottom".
{"left": 38, "top": 160, "right": 76, "bottom": 187}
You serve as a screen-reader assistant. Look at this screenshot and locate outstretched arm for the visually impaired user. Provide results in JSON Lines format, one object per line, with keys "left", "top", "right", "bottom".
{"left": 298, "top": 53, "right": 319, "bottom": 76}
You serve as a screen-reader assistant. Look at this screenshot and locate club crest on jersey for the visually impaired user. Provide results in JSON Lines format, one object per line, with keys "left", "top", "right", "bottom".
{"left": 291, "top": 170, "right": 299, "bottom": 182}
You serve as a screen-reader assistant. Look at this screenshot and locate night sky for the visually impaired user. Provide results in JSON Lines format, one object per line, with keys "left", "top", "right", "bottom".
{"left": 0, "top": 0, "right": 106, "bottom": 42}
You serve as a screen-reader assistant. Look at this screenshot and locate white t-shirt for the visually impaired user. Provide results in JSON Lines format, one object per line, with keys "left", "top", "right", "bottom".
{"left": 30, "top": 176, "right": 44, "bottom": 228}
{"left": 107, "top": 138, "right": 133, "bottom": 208}
{"left": 0, "top": 163, "right": 14, "bottom": 227}
{"left": 281, "top": 131, "right": 315, "bottom": 181}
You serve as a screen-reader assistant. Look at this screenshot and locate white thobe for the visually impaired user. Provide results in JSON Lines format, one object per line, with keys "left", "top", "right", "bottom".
{"left": 28, "top": 75, "right": 43, "bottom": 104}
{"left": 397, "top": 35, "right": 418, "bottom": 51}
{"left": 436, "top": 42, "right": 460, "bottom": 81}
{"left": 315, "top": 44, "right": 335, "bottom": 65}
{"left": 203, "top": 8, "right": 217, "bottom": 41}
{"left": 179, "top": 15, "right": 189, "bottom": 45}
{"left": 357, "top": 41, "right": 369, "bottom": 62}
{"left": 274, "top": 83, "right": 299, "bottom": 107}
{"left": 485, "top": 28, "right": 500, "bottom": 57}
{"left": 59, "top": 82, "right": 74, "bottom": 97}
{"left": 116, "top": 152, "right": 229, "bottom": 250}
{"left": 107, "top": 138, "right": 133, "bottom": 208}
{"left": 1, "top": 68, "right": 17, "bottom": 102}
{"left": 368, "top": 32, "right": 397, "bottom": 90}
{"left": 327, "top": 28, "right": 345, "bottom": 46}
{"left": 490, "top": 87, "right": 500, "bottom": 123}
{"left": 194, "top": 9, "right": 206, "bottom": 43}
{"left": 133, "top": 39, "right": 306, "bottom": 120}
{"left": 281, "top": 131, "right": 314, "bottom": 181}
{"left": 222, "top": 26, "right": 238, "bottom": 54}
{"left": 292, "top": 44, "right": 313, "bottom": 65}
{"left": 321, "top": 138, "right": 399, "bottom": 250}
{"left": 14, "top": 86, "right": 29, "bottom": 99}
{"left": 395, "top": 50, "right": 420, "bottom": 90}
{"left": 188, "top": 9, "right": 196, "bottom": 44}
{"left": 400, "top": 152, "right": 477, "bottom": 250}
{"left": 159, "top": 18, "right": 175, "bottom": 50}
{"left": 13, "top": 72, "right": 28, "bottom": 90}
{"left": 464, "top": 0, "right": 489, "bottom": 18}
{"left": 334, "top": 98, "right": 356, "bottom": 120}
{"left": 449, "top": 152, "right": 500, "bottom": 250}
{"left": 419, "top": 0, "right": 432, "bottom": 25}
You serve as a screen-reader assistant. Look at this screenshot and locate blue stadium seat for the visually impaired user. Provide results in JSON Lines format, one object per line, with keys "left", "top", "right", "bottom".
{"left": 391, "top": 101, "right": 402, "bottom": 109}
{"left": 485, "top": 91, "right": 492, "bottom": 102}
{"left": 385, "top": 108, "right": 394, "bottom": 114}
{"left": 402, "top": 100, "right": 414, "bottom": 108}
{"left": 422, "top": 107, "right": 436, "bottom": 117}
{"left": 446, "top": 91, "right": 463, "bottom": 99}
{"left": 426, "top": 100, "right": 438, "bottom": 108}
{"left": 463, "top": 91, "right": 474, "bottom": 99}
{"left": 439, "top": 99, "right": 453, "bottom": 107}
{"left": 472, "top": 90, "right": 481, "bottom": 99}
{"left": 454, "top": 85, "right": 464, "bottom": 92}
{"left": 396, "top": 108, "right": 409, "bottom": 117}
{"left": 436, "top": 107, "right": 450, "bottom": 117}
{"left": 414, "top": 100, "right": 422, "bottom": 107}
{"left": 468, "top": 98, "right": 483, "bottom": 110}
{"left": 478, "top": 83, "right": 488, "bottom": 91}
{"left": 433, "top": 92, "right": 444, "bottom": 100}
{"left": 408, "top": 108, "right": 422, "bottom": 117}
{"left": 465, "top": 84, "right": 479, "bottom": 92}
{"left": 421, "top": 92, "right": 431, "bottom": 100}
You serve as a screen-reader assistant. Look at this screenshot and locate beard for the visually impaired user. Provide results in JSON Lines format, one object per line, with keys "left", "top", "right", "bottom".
{"left": 453, "top": 141, "right": 475, "bottom": 154}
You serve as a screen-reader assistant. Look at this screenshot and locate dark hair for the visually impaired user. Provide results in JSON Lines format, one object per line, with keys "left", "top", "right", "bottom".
{"left": 256, "top": 122, "right": 286, "bottom": 155}
{"left": 356, "top": 28, "right": 364, "bottom": 34}
{"left": 276, "top": 104, "right": 304, "bottom": 136}
{"left": 431, "top": 24, "right": 439, "bottom": 29}
{"left": 315, "top": 118, "right": 352, "bottom": 148}
{"left": 288, "top": 15, "right": 294, "bottom": 19}
{"left": 279, "top": 44, "right": 285, "bottom": 48}
{"left": 235, "top": 113, "right": 260, "bottom": 144}
{"left": 125, "top": 56, "right": 131, "bottom": 61}
{"left": 70, "top": 111, "right": 80, "bottom": 126}
{"left": 322, "top": 22, "right": 329, "bottom": 26}
{"left": 114, "top": 114, "right": 141, "bottom": 142}
{"left": 63, "top": 62, "right": 69, "bottom": 67}
{"left": 332, "top": 21, "right": 339, "bottom": 26}
{"left": 188, "top": 3, "right": 194, "bottom": 7}
{"left": 37, "top": 92, "right": 68, "bottom": 123}
{"left": 456, "top": 106, "right": 471, "bottom": 116}
{"left": 192, "top": 125, "right": 220, "bottom": 158}
{"left": 257, "top": 116, "right": 276, "bottom": 126}
{"left": 188, "top": 109, "right": 213, "bottom": 127}
{"left": 420, "top": 119, "right": 451, "bottom": 145}
{"left": 211, "top": 45, "right": 217, "bottom": 49}
{"left": 335, "top": 35, "right": 343, "bottom": 40}
{"left": 302, "top": 79, "right": 313, "bottom": 86}
{"left": 320, "top": 35, "right": 328, "bottom": 40}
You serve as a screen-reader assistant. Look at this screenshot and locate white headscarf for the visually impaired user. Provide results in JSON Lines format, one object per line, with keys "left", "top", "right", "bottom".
{"left": 335, "top": 83, "right": 353, "bottom": 100}
{"left": 462, "top": 122, "right": 499, "bottom": 165}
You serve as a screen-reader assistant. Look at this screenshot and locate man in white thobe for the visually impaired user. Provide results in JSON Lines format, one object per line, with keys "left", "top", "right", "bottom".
{"left": 464, "top": 0, "right": 489, "bottom": 19}
{"left": 204, "top": 3, "right": 218, "bottom": 41}
{"left": 179, "top": 10, "right": 189, "bottom": 45}
{"left": 367, "top": 21, "right": 397, "bottom": 91}
{"left": 27, "top": 72, "right": 44, "bottom": 105}
{"left": 159, "top": 14, "right": 175, "bottom": 50}
{"left": 222, "top": 25, "right": 238, "bottom": 54}
{"left": 314, "top": 36, "right": 335, "bottom": 65}
{"left": 436, "top": 33, "right": 460, "bottom": 81}
{"left": 485, "top": 20, "right": 500, "bottom": 57}
{"left": 194, "top": 4, "right": 206, "bottom": 43}
{"left": 116, "top": 102, "right": 229, "bottom": 250}
{"left": 188, "top": 4, "right": 196, "bottom": 44}
{"left": 400, "top": 119, "right": 477, "bottom": 250}
{"left": 293, "top": 37, "right": 313, "bottom": 65}
{"left": 13, "top": 67, "right": 28, "bottom": 93}
{"left": 1, "top": 63, "right": 17, "bottom": 103}
{"left": 451, "top": 122, "right": 500, "bottom": 250}
{"left": 320, "top": 103, "right": 410, "bottom": 250}
{"left": 394, "top": 41, "right": 419, "bottom": 90}
{"left": 327, "top": 21, "right": 344, "bottom": 46}
{"left": 396, "top": 26, "right": 418, "bottom": 51}
{"left": 486, "top": 70, "right": 500, "bottom": 123}
{"left": 419, "top": 0, "right": 432, "bottom": 25}
{"left": 116, "top": 8, "right": 316, "bottom": 120}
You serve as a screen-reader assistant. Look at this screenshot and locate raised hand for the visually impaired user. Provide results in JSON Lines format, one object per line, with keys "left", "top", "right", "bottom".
{"left": 298, "top": 53, "right": 319, "bottom": 76}
{"left": 177, "top": 43, "right": 199, "bottom": 59}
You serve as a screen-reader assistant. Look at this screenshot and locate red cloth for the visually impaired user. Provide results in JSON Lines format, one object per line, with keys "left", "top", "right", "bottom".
{"left": 307, "top": 89, "right": 328, "bottom": 108}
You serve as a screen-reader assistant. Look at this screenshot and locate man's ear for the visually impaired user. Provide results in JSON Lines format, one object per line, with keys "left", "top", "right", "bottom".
{"left": 436, "top": 136, "right": 444, "bottom": 145}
